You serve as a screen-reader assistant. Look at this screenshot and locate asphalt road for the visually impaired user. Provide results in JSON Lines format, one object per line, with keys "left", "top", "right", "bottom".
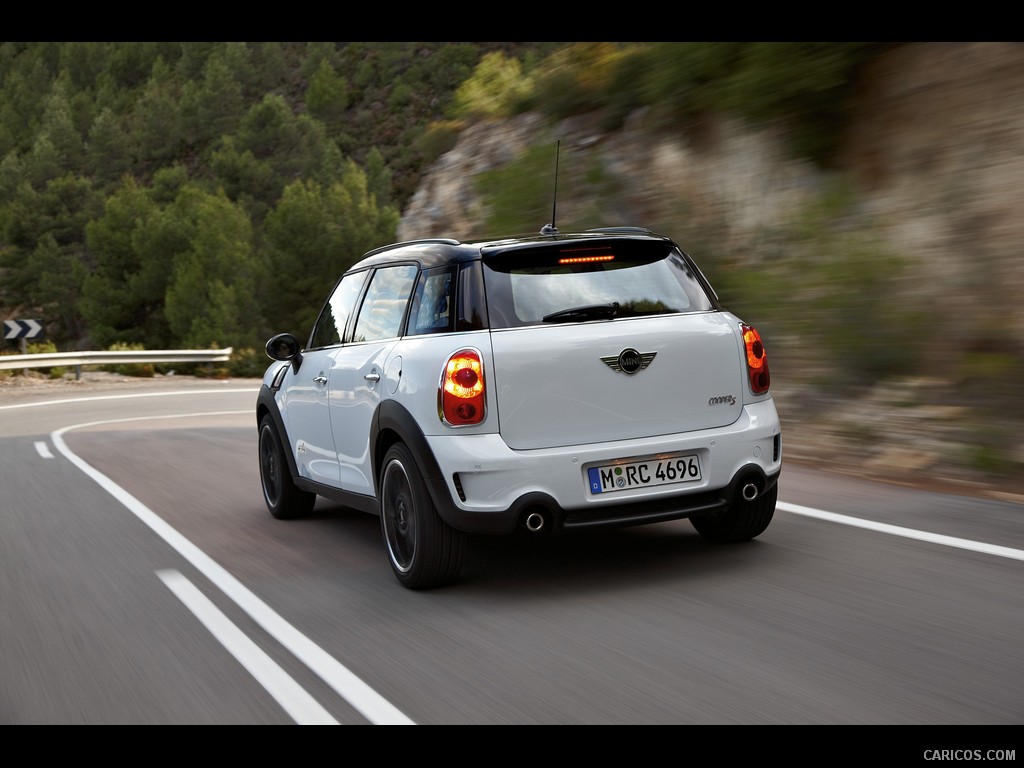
{"left": 1, "top": 380, "right": 1021, "bottom": 728}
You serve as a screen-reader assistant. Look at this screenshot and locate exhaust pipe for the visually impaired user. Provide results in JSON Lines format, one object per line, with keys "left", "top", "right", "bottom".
{"left": 742, "top": 482, "right": 759, "bottom": 501}
{"left": 525, "top": 512, "right": 546, "bottom": 533}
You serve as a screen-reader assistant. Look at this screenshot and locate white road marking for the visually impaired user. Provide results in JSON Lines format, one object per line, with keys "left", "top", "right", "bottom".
{"left": 777, "top": 501, "right": 1024, "bottom": 561}
{"left": 47, "top": 397, "right": 415, "bottom": 726}
{"left": 30, "top": 388, "right": 1021, "bottom": 724}
{"left": 0, "top": 388, "right": 259, "bottom": 411}
{"left": 34, "top": 441, "right": 53, "bottom": 458}
{"left": 158, "top": 569, "right": 339, "bottom": 725}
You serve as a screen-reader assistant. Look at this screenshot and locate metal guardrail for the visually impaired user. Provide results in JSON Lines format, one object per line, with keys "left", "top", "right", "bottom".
{"left": 0, "top": 348, "right": 233, "bottom": 378}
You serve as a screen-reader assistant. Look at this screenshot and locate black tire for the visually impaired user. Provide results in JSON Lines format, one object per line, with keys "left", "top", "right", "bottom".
{"left": 259, "top": 414, "right": 316, "bottom": 520}
{"left": 691, "top": 482, "right": 777, "bottom": 543}
{"left": 380, "top": 443, "right": 466, "bottom": 590}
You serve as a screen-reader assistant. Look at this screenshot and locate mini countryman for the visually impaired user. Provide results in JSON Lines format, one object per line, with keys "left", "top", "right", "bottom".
{"left": 257, "top": 226, "right": 781, "bottom": 589}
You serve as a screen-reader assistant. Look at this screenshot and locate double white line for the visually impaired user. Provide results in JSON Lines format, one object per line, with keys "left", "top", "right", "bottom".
{"left": 47, "top": 402, "right": 414, "bottom": 726}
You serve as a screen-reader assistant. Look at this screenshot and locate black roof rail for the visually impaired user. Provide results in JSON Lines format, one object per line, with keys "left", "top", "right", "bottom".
{"left": 584, "top": 226, "right": 655, "bottom": 235}
{"left": 362, "top": 238, "right": 462, "bottom": 258}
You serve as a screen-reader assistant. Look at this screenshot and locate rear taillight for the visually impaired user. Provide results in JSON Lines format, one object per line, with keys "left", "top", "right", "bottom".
{"left": 440, "top": 348, "right": 485, "bottom": 425}
{"left": 741, "top": 325, "right": 770, "bottom": 394}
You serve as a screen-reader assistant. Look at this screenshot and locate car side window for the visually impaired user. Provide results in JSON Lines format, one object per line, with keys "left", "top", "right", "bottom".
{"left": 407, "top": 267, "right": 455, "bottom": 336}
{"left": 309, "top": 271, "right": 367, "bottom": 349}
{"left": 352, "top": 264, "right": 419, "bottom": 342}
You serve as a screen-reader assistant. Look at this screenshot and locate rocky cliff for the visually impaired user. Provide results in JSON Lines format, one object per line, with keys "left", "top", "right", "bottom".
{"left": 397, "top": 42, "right": 1024, "bottom": 500}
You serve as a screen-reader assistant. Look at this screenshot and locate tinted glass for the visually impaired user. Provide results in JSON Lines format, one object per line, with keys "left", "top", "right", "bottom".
{"left": 352, "top": 264, "right": 419, "bottom": 342}
{"left": 481, "top": 241, "right": 715, "bottom": 329}
{"left": 407, "top": 266, "right": 455, "bottom": 336}
{"left": 308, "top": 271, "right": 367, "bottom": 349}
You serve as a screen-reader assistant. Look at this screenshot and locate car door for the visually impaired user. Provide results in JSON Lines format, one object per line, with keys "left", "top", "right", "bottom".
{"left": 283, "top": 270, "right": 368, "bottom": 487}
{"left": 328, "top": 263, "right": 419, "bottom": 496}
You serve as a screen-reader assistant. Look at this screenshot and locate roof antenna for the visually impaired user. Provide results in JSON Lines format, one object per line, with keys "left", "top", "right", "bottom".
{"left": 540, "top": 140, "right": 560, "bottom": 236}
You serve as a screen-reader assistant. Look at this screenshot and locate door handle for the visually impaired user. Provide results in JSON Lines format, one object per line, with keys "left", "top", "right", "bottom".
{"left": 314, "top": 375, "right": 328, "bottom": 385}
{"left": 364, "top": 372, "right": 380, "bottom": 382}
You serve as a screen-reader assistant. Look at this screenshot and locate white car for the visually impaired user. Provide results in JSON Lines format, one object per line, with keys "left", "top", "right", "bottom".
{"left": 257, "top": 226, "right": 781, "bottom": 589}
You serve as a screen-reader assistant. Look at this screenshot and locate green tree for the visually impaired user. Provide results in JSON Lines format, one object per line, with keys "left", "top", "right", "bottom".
{"left": 0, "top": 52, "right": 51, "bottom": 155}
{"left": 25, "top": 134, "right": 62, "bottom": 188}
{"left": 223, "top": 94, "right": 346, "bottom": 207}
{"left": 363, "top": 146, "right": 391, "bottom": 208}
{"left": 637, "top": 42, "right": 742, "bottom": 116}
{"left": 208, "top": 137, "right": 276, "bottom": 222}
{"left": 301, "top": 42, "right": 339, "bottom": 79}
{"left": 450, "top": 51, "right": 532, "bottom": 120}
{"left": 81, "top": 179, "right": 158, "bottom": 346}
{"left": 107, "top": 42, "right": 177, "bottom": 88}
{"left": 528, "top": 43, "right": 632, "bottom": 120}
{"left": 163, "top": 185, "right": 264, "bottom": 349}
{"left": 86, "top": 107, "right": 133, "bottom": 186}
{"left": 244, "top": 42, "right": 289, "bottom": 97}
{"left": 27, "top": 232, "right": 89, "bottom": 340}
{"left": 0, "top": 174, "right": 101, "bottom": 342}
{"left": 132, "top": 72, "right": 183, "bottom": 170}
{"left": 0, "top": 149, "right": 24, "bottom": 199}
{"left": 38, "top": 72, "right": 85, "bottom": 173}
{"left": 58, "top": 42, "right": 110, "bottom": 91}
{"left": 305, "top": 58, "right": 349, "bottom": 133}
{"left": 262, "top": 164, "right": 399, "bottom": 334}
{"left": 179, "top": 53, "right": 245, "bottom": 147}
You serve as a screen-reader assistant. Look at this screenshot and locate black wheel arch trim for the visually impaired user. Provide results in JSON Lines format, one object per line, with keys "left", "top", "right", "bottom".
{"left": 257, "top": 385, "right": 302, "bottom": 482}
{"left": 372, "top": 399, "right": 469, "bottom": 527}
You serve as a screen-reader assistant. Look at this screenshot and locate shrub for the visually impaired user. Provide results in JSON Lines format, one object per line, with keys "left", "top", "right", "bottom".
{"left": 227, "top": 347, "right": 267, "bottom": 378}
{"left": 25, "top": 340, "right": 67, "bottom": 379}
{"left": 102, "top": 342, "right": 155, "bottom": 377}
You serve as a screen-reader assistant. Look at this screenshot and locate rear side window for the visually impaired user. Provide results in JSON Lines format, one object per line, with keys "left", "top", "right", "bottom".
{"left": 407, "top": 267, "right": 455, "bottom": 336}
{"left": 482, "top": 240, "right": 715, "bottom": 329}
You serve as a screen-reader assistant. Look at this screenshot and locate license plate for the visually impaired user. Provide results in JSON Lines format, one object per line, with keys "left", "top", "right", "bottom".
{"left": 588, "top": 454, "right": 701, "bottom": 494}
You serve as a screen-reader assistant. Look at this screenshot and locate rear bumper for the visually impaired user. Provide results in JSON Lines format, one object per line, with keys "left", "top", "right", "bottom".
{"left": 423, "top": 399, "right": 782, "bottom": 535}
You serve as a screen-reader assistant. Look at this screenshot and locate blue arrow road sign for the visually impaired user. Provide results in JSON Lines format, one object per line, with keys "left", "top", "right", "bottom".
{"left": 3, "top": 319, "right": 42, "bottom": 340}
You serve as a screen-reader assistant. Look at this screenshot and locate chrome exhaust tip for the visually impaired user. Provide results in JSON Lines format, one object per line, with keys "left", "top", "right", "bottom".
{"left": 525, "top": 512, "right": 545, "bottom": 532}
{"left": 742, "top": 482, "right": 759, "bottom": 501}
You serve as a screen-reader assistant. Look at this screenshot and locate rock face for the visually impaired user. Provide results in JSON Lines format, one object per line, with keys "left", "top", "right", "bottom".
{"left": 399, "top": 114, "right": 548, "bottom": 241}
{"left": 402, "top": 44, "right": 1024, "bottom": 329}
{"left": 397, "top": 42, "right": 1024, "bottom": 497}
{"left": 400, "top": 110, "right": 820, "bottom": 243}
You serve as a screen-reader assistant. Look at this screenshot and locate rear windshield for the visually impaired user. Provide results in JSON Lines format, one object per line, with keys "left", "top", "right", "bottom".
{"left": 481, "top": 240, "right": 716, "bottom": 329}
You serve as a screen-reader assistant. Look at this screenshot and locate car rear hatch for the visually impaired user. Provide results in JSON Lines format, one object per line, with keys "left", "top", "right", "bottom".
{"left": 488, "top": 314, "right": 744, "bottom": 449}
{"left": 480, "top": 235, "right": 746, "bottom": 450}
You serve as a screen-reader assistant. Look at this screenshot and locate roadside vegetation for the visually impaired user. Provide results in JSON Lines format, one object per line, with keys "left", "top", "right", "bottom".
{"left": 0, "top": 41, "right": 883, "bottom": 359}
{"left": 1, "top": 42, "right": 1018, "bottom": 482}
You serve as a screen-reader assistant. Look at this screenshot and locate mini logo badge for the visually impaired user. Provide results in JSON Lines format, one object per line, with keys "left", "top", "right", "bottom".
{"left": 601, "top": 348, "right": 656, "bottom": 375}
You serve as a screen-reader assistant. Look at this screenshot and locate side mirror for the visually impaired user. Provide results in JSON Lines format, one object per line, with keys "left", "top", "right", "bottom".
{"left": 265, "top": 332, "right": 303, "bottom": 372}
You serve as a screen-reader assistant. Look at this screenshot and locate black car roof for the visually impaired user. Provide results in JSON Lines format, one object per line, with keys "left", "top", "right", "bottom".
{"left": 348, "top": 227, "right": 676, "bottom": 272}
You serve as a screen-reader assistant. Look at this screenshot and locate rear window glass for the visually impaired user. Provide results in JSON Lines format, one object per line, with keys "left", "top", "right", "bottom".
{"left": 481, "top": 241, "right": 715, "bottom": 329}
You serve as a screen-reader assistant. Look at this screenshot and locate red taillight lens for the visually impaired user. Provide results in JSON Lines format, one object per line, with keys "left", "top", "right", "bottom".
{"left": 741, "top": 325, "right": 770, "bottom": 394}
{"left": 440, "top": 349, "right": 485, "bottom": 425}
